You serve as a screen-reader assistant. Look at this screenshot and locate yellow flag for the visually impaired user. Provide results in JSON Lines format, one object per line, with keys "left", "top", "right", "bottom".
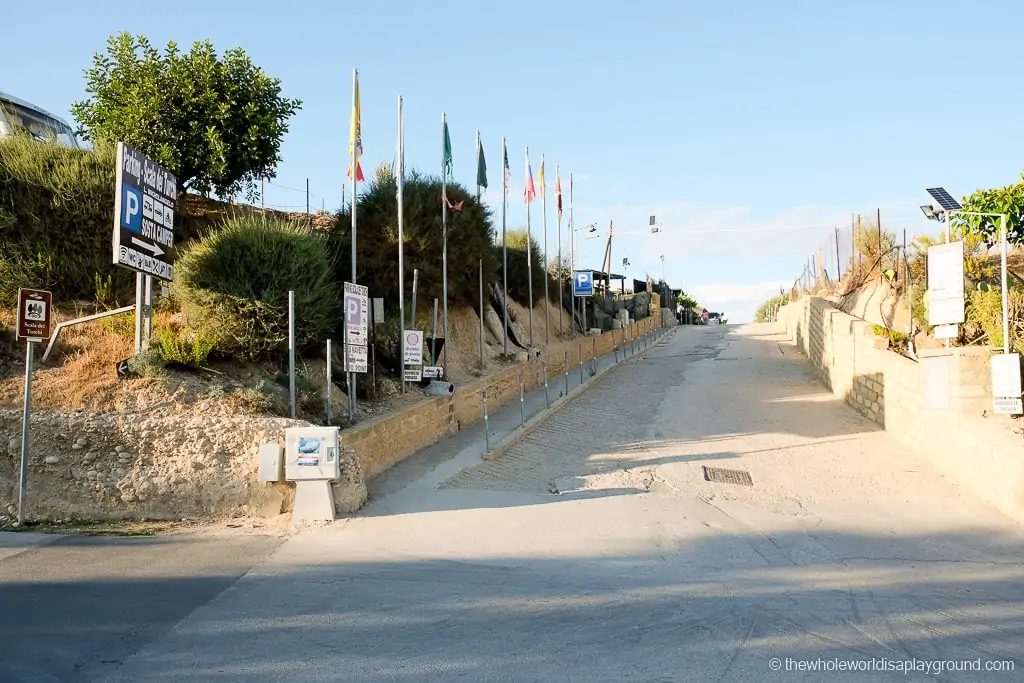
{"left": 347, "top": 74, "right": 364, "bottom": 182}
{"left": 538, "top": 158, "right": 545, "bottom": 197}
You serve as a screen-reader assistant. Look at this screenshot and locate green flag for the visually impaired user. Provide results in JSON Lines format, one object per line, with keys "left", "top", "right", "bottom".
{"left": 476, "top": 134, "right": 488, "bottom": 189}
{"left": 443, "top": 119, "right": 452, "bottom": 179}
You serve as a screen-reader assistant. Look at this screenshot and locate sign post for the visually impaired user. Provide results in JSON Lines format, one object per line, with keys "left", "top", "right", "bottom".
{"left": 926, "top": 242, "right": 965, "bottom": 346}
{"left": 573, "top": 270, "right": 594, "bottom": 333}
{"left": 112, "top": 142, "right": 177, "bottom": 353}
{"left": 403, "top": 330, "right": 424, "bottom": 382}
{"left": 344, "top": 282, "right": 370, "bottom": 415}
{"left": 15, "top": 288, "right": 52, "bottom": 526}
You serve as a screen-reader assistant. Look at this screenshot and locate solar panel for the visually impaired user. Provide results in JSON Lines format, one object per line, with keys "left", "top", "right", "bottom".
{"left": 649, "top": 215, "right": 656, "bottom": 225}
{"left": 926, "top": 187, "right": 962, "bottom": 211}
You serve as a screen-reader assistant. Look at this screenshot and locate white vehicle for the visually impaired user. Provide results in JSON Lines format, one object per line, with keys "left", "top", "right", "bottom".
{"left": 0, "top": 91, "right": 81, "bottom": 148}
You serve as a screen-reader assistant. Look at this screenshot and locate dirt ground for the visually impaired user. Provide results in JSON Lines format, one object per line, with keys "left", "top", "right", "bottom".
{"left": 0, "top": 295, "right": 577, "bottom": 426}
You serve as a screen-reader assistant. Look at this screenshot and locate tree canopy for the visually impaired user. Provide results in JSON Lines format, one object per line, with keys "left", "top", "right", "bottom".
{"left": 960, "top": 172, "right": 1024, "bottom": 245}
{"left": 71, "top": 33, "right": 301, "bottom": 199}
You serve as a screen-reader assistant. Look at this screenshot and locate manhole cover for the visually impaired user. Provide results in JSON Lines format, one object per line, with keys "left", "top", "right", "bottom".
{"left": 702, "top": 466, "right": 753, "bottom": 486}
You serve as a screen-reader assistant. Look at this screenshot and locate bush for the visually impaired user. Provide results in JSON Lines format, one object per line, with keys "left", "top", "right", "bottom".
{"left": 172, "top": 214, "right": 340, "bottom": 360}
{"left": 0, "top": 135, "right": 135, "bottom": 306}
{"left": 754, "top": 293, "right": 789, "bottom": 323}
{"left": 154, "top": 325, "right": 215, "bottom": 368}
{"left": 966, "top": 287, "right": 1024, "bottom": 353}
{"left": 497, "top": 229, "right": 548, "bottom": 306}
{"left": 327, "top": 169, "right": 500, "bottom": 312}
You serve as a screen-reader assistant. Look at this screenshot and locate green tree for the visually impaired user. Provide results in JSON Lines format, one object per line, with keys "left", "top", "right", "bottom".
{"left": 71, "top": 33, "right": 301, "bottom": 199}
{"left": 960, "top": 173, "right": 1024, "bottom": 245}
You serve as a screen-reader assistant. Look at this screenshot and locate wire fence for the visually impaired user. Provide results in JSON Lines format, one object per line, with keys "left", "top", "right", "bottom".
{"left": 790, "top": 211, "right": 912, "bottom": 299}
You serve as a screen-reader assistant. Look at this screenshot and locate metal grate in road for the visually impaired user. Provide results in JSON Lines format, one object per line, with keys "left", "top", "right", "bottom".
{"left": 702, "top": 466, "right": 754, "bottom": 487}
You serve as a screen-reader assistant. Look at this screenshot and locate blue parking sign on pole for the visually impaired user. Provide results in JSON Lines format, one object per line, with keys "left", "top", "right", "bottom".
{"left": 573, "top": 270, "right": 594, "bottom": 297}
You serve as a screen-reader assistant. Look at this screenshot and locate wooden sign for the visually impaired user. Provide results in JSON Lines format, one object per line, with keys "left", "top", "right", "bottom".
{"left": 16, "top": 288, "right": 52, "bottom": 342}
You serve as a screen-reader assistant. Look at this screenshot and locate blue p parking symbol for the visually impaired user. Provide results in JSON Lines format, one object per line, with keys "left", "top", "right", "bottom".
{"left": 573, "top": 270, "right": 593, "bottom": 297}
{"left": 121, "top": 185, "right": 143, "bottom": 233}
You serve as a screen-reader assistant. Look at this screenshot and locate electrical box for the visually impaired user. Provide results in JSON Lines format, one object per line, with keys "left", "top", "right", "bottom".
{"left": 257, "top": 443, "right": 283, "bottom": 483}
{"left": 284, "top": 427, "right": 341, "bottom": 481}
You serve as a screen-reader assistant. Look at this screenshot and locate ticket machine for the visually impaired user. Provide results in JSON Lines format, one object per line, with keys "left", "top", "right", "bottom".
{"left": 284, "top": 426, "right": 341, "bottom": 521}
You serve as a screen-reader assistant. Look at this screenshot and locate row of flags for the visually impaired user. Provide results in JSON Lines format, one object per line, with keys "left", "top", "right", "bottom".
{"left": 346, "top": 72, "right": 564, "bottom": 218}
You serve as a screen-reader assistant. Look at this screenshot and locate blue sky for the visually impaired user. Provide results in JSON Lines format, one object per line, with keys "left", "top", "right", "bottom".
{"left": 4, "top": 0, "right": 1024, "bottom": 321}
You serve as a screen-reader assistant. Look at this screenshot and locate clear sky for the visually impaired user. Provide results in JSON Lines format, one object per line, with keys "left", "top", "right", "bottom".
{"left": 4, "top": 0, "right": 1024, "bottom": 321}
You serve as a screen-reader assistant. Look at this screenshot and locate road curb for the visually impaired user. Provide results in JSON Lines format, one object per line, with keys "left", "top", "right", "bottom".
{"left": 482, "top": 326, "right": 678, "bottom": 462}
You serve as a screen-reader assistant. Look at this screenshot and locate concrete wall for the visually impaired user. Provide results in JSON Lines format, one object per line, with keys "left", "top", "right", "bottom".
{"left": 780, "top": 296, "right": 1024, "bottom": 524}
{"left": 346, "top": 315, "right": 660, "bottom": 479}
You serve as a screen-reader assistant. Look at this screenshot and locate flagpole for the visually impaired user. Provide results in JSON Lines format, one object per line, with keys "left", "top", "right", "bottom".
{"left": 476, "top": 129, "right": 481, "bottom": 202}
{"left": 501, "top": 136, "right": 509, "bottom": 357}
{"left": 541, "top": 153, "right": 549, "bottom": 345}
{"left": 350, "top": 68, "right": 359, "bottom": 415}
{"left": 569, "top": 172, "right": 575, "bottom": 337}
{"left": 441, "top": 111, "right": 449, "bottom": 375}
{"left": 525, "top": 145, "right": 534, "bottom": 349}
{"left": 557, "top": 165, "right": 563, "bottom": 339}
{"left": 397, "top": 95, "right": 406, "bottom": 395}
{"left": 476, "top": 129, "right": 484, "bottom": 369}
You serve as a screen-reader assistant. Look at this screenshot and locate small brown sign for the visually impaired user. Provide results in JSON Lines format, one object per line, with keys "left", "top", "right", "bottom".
{"left": 16, "top": 288, "right": 52, "bottom": 341}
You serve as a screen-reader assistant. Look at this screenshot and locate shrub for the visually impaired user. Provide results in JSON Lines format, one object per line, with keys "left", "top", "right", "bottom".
{"left": 154, "top": 325, "right": 215, "bottom": 368}
{"left": 327, "top": 169, "right": 500, "bottom": 311}
{"left": 754, "top": 293, "right": 789, "bottom": 323}
{"left": 172, "top": 214, "right": 340, "bottom": 360}
{"left": 965, "top": 287, "right": 1024, "bottom": 353}
{"left": 0, "top": 135, "right": 135, "bottom": 305}
{"left": 497, "top": 229, "right": 548, "bottom": 306}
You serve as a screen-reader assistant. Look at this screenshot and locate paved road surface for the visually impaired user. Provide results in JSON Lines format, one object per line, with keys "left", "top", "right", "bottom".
{"left": 5, "top": 323, "right": 1024, "bottom": 682}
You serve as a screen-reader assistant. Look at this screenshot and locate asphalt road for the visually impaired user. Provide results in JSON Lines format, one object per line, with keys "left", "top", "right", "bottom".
{"left": 5, "top": 323, "right": 1024, "bottom": 682}
{"left": 0, "top": 531, "right": 283, "bottom": 682}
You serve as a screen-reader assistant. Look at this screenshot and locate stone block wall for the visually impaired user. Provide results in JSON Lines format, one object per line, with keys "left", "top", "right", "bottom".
{"left": 780, "top": 296, "right": 1024, "bottom": 524}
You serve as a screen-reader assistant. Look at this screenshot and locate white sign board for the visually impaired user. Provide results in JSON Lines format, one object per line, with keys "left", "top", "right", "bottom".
{"left": 343, "top": 344, "right": 368, "bottom": 373}
{"left": 404, "top": 367, "right": 422, "bottom": 382}
{"left": 933, "top": 323, "right": 958, "bottom": 340}
{"left": 991, "top": 353, "right": 1022, "bottom": 398}
{"left": 927, "top": 242, "right": 965, "bottom": 326}
{"left": 372, "top": 298, "right": 384, "bottom": 324}
{"left": 344, "top": 282, "right": 369, "bottom": 346}
{"left": 923, "top": 355, "right": 951, "bottom": 411}
{"left": 423, "top": 366, "right": 443, "bottom": 379}
{"left": 403, "top": 330, "right": 424, "bottom": 365}
{"left": 994, "top": 397, "right": 1023, "bottom": 415}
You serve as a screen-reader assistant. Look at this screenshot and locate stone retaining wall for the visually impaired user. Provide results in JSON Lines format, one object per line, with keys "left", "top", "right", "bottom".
{"left": 780, "top": 296, "right": 1024, "bottom": 524}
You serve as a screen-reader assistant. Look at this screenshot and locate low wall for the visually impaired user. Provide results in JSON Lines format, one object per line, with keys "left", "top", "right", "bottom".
{"left": 0, "top": 316, "right": 660, "bottom": 523}
{"left": 780, "top": 296, "right": 1024, "bottom": 524}
{"left": 346, "top": 315, "right": 660, "bottom": 479}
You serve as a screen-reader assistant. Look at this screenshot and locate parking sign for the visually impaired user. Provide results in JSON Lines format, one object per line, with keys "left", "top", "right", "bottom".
{"left": 573, "top": 270, "right": 594, "bottom": 297}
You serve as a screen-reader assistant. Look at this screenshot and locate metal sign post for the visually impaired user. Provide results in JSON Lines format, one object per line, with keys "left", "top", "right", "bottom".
{"left": 343, "top": 282, "right": 370, "bottom": 415}
{"left": 15, "top": 288, "right": 52, "bottom": 526}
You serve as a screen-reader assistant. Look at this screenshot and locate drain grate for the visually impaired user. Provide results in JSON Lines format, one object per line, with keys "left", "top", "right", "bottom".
{"left": 702, "top": 466, "right": 754, "bottom": 486}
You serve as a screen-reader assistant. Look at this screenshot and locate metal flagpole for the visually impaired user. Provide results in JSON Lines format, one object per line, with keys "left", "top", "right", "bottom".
{"left": 526, "top": 145, "right": 534, "bottom": 348}
{"left": 397, "top": 96, "right": 406, "bottom": 394}
{"left": 502, "top": 137, "right": 509, "bottom": 357}
{"left": 557, "top": 165, "right": 563, "bottom": 338}
{"left": 569, "top": 172, "right": 575, "bottom": 338}
{"left": 349, "top": 68, "right": 360, "bottom": 415}
{"left": 441, "top": 112, "right": 450, "bottom": 375}
{"left": 541, "top": 153, "right": 549, "bottom": 344}
{"left": 476, "top": 130, "right": 485, "bottom": 369}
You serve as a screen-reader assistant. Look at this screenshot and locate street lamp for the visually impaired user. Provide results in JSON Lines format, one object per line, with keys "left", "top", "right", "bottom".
{"left": 570, "top": 222, "right": 597, "bottom": 272}
{"left": 923, "top": 188, "right": 1010, "bottom": 356}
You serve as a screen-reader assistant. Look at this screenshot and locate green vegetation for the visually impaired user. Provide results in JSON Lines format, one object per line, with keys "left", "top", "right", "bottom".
{"left": 499, "top": 229, "right": 548, "bottom": 306}
{"left": 0, "top": 135, "right": 128, "bottom": 306}
{"left": 72, "top": 33, "right": 301, "bottom": 199}
{"left": 960, "top": 174, "right": 1024, "bottom": 245}
{"left": 154, "top": 325, "right": 215, "bottom": 368}
{"left": 327, "top": 167, "right": 501, "bottom": 310}
{"left": 871, "top": 324, "right": 910, "bottom": 352}
{"left": 754, "top": 293, "right": 789, "bottom": 323}
{"left": 965, "top": 287, "right": 1024, "bottom": 354}
{"left": 172, "top": 214, "right": 340, "bottom": 360}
